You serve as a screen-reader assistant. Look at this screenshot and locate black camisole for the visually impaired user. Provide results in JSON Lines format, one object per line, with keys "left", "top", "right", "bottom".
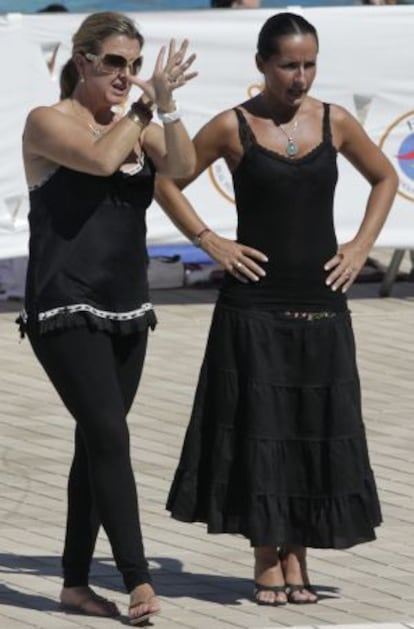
{"left": 219, "top": 103, "right": 347, "bottom": 312}
{"left": 19, "top": 153, "right": 157, "bottom": 336}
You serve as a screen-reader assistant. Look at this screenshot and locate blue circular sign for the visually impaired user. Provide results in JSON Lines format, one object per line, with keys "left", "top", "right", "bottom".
{"left": 397, "top": 133, "right": 414, "bottom": 181}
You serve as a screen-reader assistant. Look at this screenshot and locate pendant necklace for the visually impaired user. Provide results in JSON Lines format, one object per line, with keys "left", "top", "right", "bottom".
{"left": 278, "top": 118, "right": 299, "bottom": 157}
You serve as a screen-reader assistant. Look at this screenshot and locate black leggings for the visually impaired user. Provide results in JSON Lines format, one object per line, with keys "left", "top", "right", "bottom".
{"left": 28, "top": 325, "right": 150, "bottom": 593}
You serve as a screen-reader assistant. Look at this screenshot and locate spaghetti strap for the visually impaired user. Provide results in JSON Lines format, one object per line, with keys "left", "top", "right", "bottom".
{"left": 322, "top": 103, "right": 332, "bottom": 142}
{"left": 233, "top": 107, "right": 256, "bottom": 152}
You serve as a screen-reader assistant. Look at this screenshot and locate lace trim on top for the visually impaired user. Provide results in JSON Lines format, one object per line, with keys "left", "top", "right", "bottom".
{"left": 20, "top": 302, "right": 154, "bottom": 324}
{"left": 29, "top": 167, "right": 60, "bottom": 191}
{"left": 233, "top": 103, "right": 332, "bottom": 163}
{"left": 119, "top": 152, "right": 145, "bottom": 176}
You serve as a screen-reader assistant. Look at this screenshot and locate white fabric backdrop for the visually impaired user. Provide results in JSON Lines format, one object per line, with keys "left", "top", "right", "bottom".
{"left": 0, "top": 6, "right": 414, "bottom": 261}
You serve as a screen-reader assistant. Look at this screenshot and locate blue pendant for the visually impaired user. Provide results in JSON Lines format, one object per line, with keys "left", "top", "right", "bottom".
{"left": 286, "top": 139, "right": 298, "bottom": 157}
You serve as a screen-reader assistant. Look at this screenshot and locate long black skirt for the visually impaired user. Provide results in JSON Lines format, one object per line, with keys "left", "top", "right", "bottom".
{"left": 167, "top": 304, "right": 382, "bottom": 549}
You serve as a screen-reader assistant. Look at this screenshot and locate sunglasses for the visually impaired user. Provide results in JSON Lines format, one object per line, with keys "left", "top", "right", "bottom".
{"left": 84, "top": 52, "right": 143, "bottom": 75}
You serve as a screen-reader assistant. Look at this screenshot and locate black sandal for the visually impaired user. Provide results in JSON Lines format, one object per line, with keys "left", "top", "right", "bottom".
{"left": 286, "top": 583, "right": 318, "bottom": 604}
{"left": 253, "top": 583, "right": 287, "bottom": 606}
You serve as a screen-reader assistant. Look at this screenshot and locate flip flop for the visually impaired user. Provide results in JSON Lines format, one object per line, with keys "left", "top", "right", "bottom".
{"left": 60, "top": 592, "right": 120, "bottom": 617}
{"left": 129, "top": 596, "right": 160, "bottom": 625}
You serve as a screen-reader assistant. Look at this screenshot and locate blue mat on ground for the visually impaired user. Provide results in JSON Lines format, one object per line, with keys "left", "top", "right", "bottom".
{"left": 147, "top": 244, "right": 213, "bottom": 264}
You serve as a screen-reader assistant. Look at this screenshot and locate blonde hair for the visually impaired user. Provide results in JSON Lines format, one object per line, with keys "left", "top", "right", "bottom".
{"left": 60, "top": 11, "right": 144, "bottom": 99}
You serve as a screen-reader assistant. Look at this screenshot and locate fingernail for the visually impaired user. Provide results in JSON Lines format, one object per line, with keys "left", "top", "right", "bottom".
{"left": 331, "top": 285, "right": 337, "bottom": 292}
{"left": 326, "top": 279, "right": 331, "bottom": 285}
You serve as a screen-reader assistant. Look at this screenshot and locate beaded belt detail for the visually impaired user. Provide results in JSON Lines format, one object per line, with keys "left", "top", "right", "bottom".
{"left": 282, "top": 311, "right": 337, "bottom": 321}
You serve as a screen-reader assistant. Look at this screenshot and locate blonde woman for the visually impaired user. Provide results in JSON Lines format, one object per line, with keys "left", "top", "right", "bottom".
{"left": 20, "top": 11, "right": 196, "bottom": 625}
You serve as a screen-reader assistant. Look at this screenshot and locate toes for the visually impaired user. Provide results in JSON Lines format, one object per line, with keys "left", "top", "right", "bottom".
{"left": 129, "top": 600, "right": 160, "bottom": 625}
{"left": 256, "top": 591, "right": 274, "bottom": 604}
{"left": 275, "top": 591, "right": 288, "bottom": 604}
{"left": 288, "top": 586, "right": 318, "bottom": 604}
{"left": 304, "top": 589, "right": 318, "bottom": 603}
{"left": 255, "top": 588, "right": 287, "bottom": 605}
{"left": 129, "top": 602, "right": 147, "bottom": 619}
{"left": 290, "top": 589, "right": 308, "bottom": 603}
{"left": 128, "top": 584, "right": 160, "bottom": 623}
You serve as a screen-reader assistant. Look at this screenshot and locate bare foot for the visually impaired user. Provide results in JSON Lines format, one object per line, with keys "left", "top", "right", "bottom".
{"left": 129, "top": 583, "right": 160, "bottom": 625}
{"left": 60, "top": 585, "right": 120, "bottom": 617}
{"left": 280, "top": 545, "right": 318, "bottom": 603}
{"left": 254, "top": 546, "right": 287, "bottom": 605}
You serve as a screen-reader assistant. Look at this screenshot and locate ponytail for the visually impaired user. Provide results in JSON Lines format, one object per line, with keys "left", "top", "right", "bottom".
{"left": 60, "top": 58, "right": 79, "bottom": 99}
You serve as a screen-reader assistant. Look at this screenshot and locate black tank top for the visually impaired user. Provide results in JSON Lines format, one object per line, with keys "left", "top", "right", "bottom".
{"left": 219, "top": 104, "right": 347, "bottom": 312}
{"left": 19, "top": 154, "right": 157, "bottom": 336}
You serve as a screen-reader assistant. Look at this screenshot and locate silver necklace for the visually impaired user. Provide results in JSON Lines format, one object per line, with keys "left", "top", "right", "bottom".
{"left": 278, "top": 118, "right": 299, "bottom": 157}
{"left": 87, "top": 123, "right": 104, "bottom": 138}
{"left": 70, "top": 100, "right": 105, "bottom": 138}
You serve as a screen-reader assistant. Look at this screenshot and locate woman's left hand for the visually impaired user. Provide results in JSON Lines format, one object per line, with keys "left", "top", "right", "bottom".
{"left": 128, "top": 39, "right": 197, "bottom": 110}
{"left": 324, "top": 240, "right": 370, "bottom": 292}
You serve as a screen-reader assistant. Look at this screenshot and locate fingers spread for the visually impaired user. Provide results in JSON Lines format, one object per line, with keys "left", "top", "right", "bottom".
{"left": 178, "top": 39, "right": 189, "bottom": 55}
{"left": 167, "top": 39, "right": 176, "bottom": 61}
{"left": 153, "top": 40, "right": 197, "bottom": 95}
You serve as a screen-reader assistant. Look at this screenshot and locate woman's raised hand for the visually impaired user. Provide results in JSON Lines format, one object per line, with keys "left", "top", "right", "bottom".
{"left": 129, "top": 39, "right": 197, "bottom": 110}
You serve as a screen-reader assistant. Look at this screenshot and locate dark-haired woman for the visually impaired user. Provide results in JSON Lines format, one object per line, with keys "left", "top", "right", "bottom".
{"left": 20, "top": 11, "right": 197, "bottom": 624}
{"left": 156, "top": 11, "right": 398, "bottom": 606}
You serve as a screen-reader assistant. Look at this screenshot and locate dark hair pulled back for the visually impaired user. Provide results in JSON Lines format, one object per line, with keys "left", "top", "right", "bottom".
{"left": 257, "top": 12, "right": 318, "bottom": 61}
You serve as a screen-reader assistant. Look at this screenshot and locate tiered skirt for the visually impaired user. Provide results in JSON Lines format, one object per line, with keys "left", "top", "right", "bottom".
{"left": 167, "top": 304, "right": 382, "bottom": 548}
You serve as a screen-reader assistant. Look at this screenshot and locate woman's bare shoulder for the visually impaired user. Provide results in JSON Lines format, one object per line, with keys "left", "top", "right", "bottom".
{"left": 23, "top": 102, "right": 75, "bottom": 187}
{"left": 27, "top": 101, "right": 66, "bottom": 120}
{"left": 201, "top": 107, "right": 239, "bottom": 134}
{"left": 328, "top": 102, "right": 357, "bottom": 126}
{"left": 24, "top": 102, "right": 70, "bottom": 137}
{"left": 192, "top": 107, "right": 240, "bottom": 151}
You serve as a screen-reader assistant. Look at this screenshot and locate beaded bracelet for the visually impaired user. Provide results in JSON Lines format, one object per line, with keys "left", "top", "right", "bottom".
{"left": 192, "top": 228, "right": 211, "bottom": 247}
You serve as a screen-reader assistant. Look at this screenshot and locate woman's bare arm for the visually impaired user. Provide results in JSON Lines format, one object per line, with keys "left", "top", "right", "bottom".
{"left": 324, "top": 104, "right": 398, "bottom": 292}
{"left": 155, "top": 110, "right": 268, "bottom": 282}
